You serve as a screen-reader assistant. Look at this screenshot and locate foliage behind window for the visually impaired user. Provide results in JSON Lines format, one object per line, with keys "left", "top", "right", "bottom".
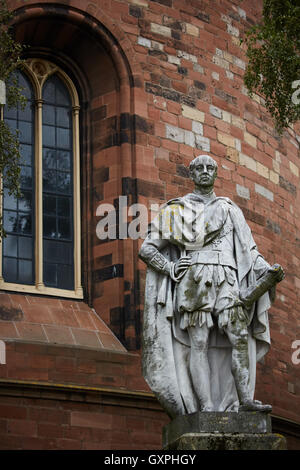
{"left": 0, "top": 0, "right": 26, "bottom": 237}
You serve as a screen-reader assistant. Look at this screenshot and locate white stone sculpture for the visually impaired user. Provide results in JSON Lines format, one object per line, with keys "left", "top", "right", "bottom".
{"left": 139, "top": 154, "right": 284, "bottom": 418}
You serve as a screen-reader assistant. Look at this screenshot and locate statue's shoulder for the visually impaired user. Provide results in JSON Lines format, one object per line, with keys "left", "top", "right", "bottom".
{"left": 160, "top": 196, "right": 185, "bottom": 213}
{"left": 209, "top": 196, "right": 234, "bottom": 212}
{"left": 215, "top": 196, "right": 243, "bottom": 211}
{"left": 212, "top": 197, "right": 248, "bottom": 225}
{"left": 164, "top": 194, "right": 244, "bottom": 216}
{"left": 214, "top": 196, "right": 233, "bottom": 206}
{"left": 165, "top": 196, "right": 185, "bottom": 206}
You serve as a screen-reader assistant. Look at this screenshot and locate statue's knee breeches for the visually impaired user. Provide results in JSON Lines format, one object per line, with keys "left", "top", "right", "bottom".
{"left": 176, "top": 264, "right": 242, "bottom": 326}
{"left": 218, "top": 305, "right": 249, "bottom": 333}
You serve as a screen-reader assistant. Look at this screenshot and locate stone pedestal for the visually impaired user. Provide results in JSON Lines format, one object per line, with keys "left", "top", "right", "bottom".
{"left": 163, "top": 412, "right": 286, "bottom": 450}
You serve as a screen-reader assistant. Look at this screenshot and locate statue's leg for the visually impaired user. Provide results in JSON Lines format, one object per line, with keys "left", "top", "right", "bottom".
{"left": 224, "top": 312, "right": 251, "bottom": 405}
{"left": 187, "top": 323, "right": 213, "bottom": 411}
{"left": 224, "top": 308, "right": 272, "bottom": 412}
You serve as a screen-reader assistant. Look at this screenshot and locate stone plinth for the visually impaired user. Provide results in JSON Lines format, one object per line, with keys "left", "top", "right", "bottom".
{"left": 163, "top": 412, "right": 287, "bottom": 450}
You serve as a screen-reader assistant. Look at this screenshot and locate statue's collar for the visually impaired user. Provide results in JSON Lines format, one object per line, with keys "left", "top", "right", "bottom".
{"left": 184, "top": 191, "right": 217, "bottom": 204}
{"left": 166, "top": 192, "right": 232, "bottom": 209}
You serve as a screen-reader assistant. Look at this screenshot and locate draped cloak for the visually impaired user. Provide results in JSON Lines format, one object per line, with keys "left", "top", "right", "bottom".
{"left": 141, "top": 193, "right": 274, "bottom": 418}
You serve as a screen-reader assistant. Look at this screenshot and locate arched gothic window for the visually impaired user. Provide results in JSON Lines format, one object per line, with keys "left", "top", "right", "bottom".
{"left": 0, "top": 60, "right": 83, "bottom": 298}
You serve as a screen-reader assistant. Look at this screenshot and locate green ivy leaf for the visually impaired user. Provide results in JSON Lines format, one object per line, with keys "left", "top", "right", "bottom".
{"left": 0, "top": 0, "right": 26, "bottom": 237}
{"left": 243, "top": 0, "right": 300, "bottom": 134}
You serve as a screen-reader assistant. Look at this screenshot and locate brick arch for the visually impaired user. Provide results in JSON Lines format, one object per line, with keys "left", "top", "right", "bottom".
{"left": 10, "top": 1, "right": 144, "bottom": 349}
{"left": 11, "top": 1, "right": 141, "bottom": 102}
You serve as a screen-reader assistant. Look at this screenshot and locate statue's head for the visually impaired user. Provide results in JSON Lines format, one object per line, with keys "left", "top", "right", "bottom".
{"left": 189, "top": 155, "right": 218, "bottom": 189}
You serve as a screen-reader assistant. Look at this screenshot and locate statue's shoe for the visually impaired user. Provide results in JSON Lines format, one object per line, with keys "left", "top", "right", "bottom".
{"left": 239, "top": 401, "right": 272, "bottom": 412}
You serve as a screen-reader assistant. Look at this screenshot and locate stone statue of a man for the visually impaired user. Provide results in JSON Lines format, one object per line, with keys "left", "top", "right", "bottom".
{"left": 139, "top": 154, "right": 284, "bottom": 418}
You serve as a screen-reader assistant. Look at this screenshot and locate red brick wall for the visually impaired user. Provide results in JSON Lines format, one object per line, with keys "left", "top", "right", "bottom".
{"left": 0, "top": 394, "right": 167, "bottom": 450}
{"left": 0, "top": 343, "right": 168, "bottom": 450}
{"left": 0, "top": 0, "right": 298, "bottom": 449}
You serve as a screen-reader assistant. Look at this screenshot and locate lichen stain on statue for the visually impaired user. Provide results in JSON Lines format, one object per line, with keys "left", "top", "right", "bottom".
{"left": 139, "top": 155, "right": 285, "bottom": 418}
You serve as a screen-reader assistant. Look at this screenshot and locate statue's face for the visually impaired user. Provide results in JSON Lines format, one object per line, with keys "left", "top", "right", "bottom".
{"left": 190, "top": 156, "right": 217, "bottom": 188}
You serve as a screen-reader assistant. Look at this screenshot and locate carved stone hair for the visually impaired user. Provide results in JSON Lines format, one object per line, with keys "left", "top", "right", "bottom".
{"left": 189, "top": 154, "right": 218, "bottom": 172}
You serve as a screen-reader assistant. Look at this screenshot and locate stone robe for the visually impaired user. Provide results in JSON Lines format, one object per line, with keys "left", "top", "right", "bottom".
{"left": 141, "top": 192, "right": 274, "bottom": 417}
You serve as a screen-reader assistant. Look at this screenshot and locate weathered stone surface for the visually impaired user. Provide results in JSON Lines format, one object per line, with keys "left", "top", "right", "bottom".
{"left": 163, "top": 411, "right": 272, "bottom": 448}
{"left": 195, "top": 135, "right": 210, "bottom": 151}
{"left": 150, "top": 23, "right": 171, "bottom": 37}
{"left": 165, "top": 432, "right": 287, "bottom": 450}
{"left": 181, "top": 105, "right": 204, "bottom": 122}
{"left": 166, "top": 124, "right": 184, "bottom": 143}
{"left": 236, "top": 184, "right": 250, "bottom": 200}
{"left": 163, "top": 411, "right": 287, "bottom": 450}
{"left": 255, "top": 183, "right": 274, "bottom": 201}
{"left": 140, "top": 155, "right": 284, "bottom": 421}
{"left": 0, "top": 306, "right": 23, "bottom": 321}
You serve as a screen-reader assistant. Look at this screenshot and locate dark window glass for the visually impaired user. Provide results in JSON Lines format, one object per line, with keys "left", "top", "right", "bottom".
{"left": 3, "top": 188, "right": 17, "bottom": 211}
{"left": 57, "top": 197, "right": 70, "bottom": 216}
{"left": 20, "top": 144, "right": 32, "bottom": 166}
{"left": 43, "top": 241, "right": 73, "bottom": 289}
{"left": 3, "top": 258, "right": 17, "bottom": 283}
{"left": 2, "top": 69, "right": 76, "bottom": 292}
{"left": 43, "top": 125, "right": 56, "bottom": 147}
{"left": 43, "top": 216, "right": 56, "bottom": 238}
{"left": 43, "top": 262, "right": 57, "bottom": 286}
{"left": 2, "top": 70, "right": 35, "bottom": 285}
{"left": 19, "top": 259, "right": 33, "bottom": 284}
{"left": 43, "top": 104, "right": 55, "bottom": 125}
{"left": 57, "top": 151, "right": 71, "bottom": 171}
{"left": 42, "top": 74, "right": 74, "bottom": 290}
{"left": 43, "top": 196, "right": 56, "bottom": 215}
{"left": 19, "top": 121, "right": 32, "bottom": 144}
{"left": 3, "top": 235, "right": 18, "bottom": 257}
{"left": 57, "top": 218, "right": 71, "bottom": 239}
{"left": 18, "top": 237, "right": 33, "bottom": 259}
{"left": 57, "top": 172, "right": 71, "bottom": 194}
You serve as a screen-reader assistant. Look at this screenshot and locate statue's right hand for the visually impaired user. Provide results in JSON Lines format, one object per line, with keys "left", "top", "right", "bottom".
{"left": 174, "top": 256, "right": 192, "bottom": 276}
{"left": 269, "top": 264, "right": 285, "bottom": 282}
